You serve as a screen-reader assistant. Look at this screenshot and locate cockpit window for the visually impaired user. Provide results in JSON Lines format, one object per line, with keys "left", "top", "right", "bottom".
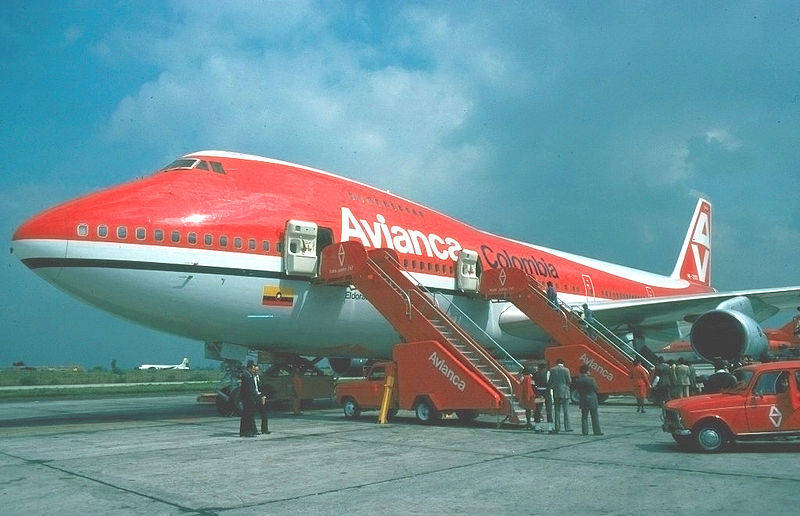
{"left": 210, "top": 161, "right": 225, "bottom": 174}
{"left": 163, "top": 158, "right": 198, "bottom": 170}
{"left": 195, "top": 160, "right": 209, "bottom": 170}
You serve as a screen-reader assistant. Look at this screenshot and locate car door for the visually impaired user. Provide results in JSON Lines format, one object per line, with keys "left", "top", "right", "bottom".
{"left": 745, "top": 370, "right": 791, "bottom": 433}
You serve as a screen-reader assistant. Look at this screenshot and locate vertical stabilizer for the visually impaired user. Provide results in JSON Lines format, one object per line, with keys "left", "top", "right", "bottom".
{"left": 671, "top": 198, "right": 712, "bottom": 286}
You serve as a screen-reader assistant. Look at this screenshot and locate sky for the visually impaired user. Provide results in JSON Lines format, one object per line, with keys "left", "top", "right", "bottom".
{"left": 2, "top": 1, "right": 799, "bottom": 369}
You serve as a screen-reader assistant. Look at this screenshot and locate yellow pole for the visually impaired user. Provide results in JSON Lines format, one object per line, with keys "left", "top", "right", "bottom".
{"left": 378, "top": 363, "right": 396, "bottom": 424}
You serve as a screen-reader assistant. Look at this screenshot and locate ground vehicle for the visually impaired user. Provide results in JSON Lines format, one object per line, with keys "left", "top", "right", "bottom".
{"left": 335, "top": 340, "right": 514, "bottom": 424}
{"left": 215, "top": 359, "right": 334, "bottom": 416}
{"left": 662, "top": 360, "right": 800, "bottom": 452}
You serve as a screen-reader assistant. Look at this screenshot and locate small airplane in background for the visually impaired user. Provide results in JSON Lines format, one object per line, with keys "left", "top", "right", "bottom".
{"left": 138, "top": 357, "right": 190, "bottom": 371}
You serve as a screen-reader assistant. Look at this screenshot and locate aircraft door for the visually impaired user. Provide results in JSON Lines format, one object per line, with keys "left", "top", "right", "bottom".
{"left": 283, "top": 220, "right": 318, "bottom": 276}
{"left": 745, "top": 370, "right": 791, "bottom": 433}
{"left": 455, "top": 249, "right": 480, "bottom": 293}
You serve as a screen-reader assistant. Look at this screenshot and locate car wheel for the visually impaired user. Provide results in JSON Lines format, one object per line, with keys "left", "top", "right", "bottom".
{"left": 342, "top": 397, "right": 361, "bottom": 419}
{"left": 693, "top": 423, "right": 726, "bottom": 453}
{"left": 415, "top": 399, "right": 440, "bottom": 424}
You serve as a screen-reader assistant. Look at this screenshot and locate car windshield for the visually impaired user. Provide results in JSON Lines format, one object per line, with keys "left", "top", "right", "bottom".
{"left": 725, "top": 368, "right": 755, "bottom": 392}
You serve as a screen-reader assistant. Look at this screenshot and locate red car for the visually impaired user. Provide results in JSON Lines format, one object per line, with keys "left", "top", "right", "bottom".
{"left": 662, "top": 360, "right": 800, "bottom": 452}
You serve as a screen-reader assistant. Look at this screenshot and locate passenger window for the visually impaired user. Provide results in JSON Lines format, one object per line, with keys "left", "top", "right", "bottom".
{"left": 753, "top": 371, "right": 787, "bottom": 395}
{"left": 220, "top": 236, "right": 228, "bottom": 247}
{"left": 154, "top": 229, "right": 164, "bottom": 242}
{"left": 248, "top": 239, "right": 256, "bottom": 250}
{"left": 234, "top": 237, "right": 242, "bottom": 249}
{"left": 77, "top": 224, "right": 88, "bottom": 237}
{"left": 210, "top": 161, "right": 225, "bottom": 174}
{"left": 204, "top": 234, "right": 213, "bottom": 246}
{"left": 135, "top": 227, "right": 146, "bottom": 240}
{"left": 403, "top": 259, "right": 409, "bottom": 268}
{"left": 188, "top": 232, "right": 197, "bottom": 245}
{"left": 262, "top": 240, "right": 270, "bottom": 252}
{"left": 171, "top": 230, "right": 180, "bottom": 243}
{"left": 97, "top": 225, "right": 108, "bottom": 238}
{"left": 117, "top": 226, "right": 127, "bottom": 239}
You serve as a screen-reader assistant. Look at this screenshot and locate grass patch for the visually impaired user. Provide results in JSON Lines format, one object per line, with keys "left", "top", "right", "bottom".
{"left": 0, "top": 381, "right": 218, "bottom": 400}
{"left": 0, "top": 369, "right": 220, "bottom": 387}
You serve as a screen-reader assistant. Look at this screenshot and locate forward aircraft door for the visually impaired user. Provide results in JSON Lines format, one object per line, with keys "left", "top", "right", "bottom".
{"left": 283, "top": 220, "right": 318, "bottom": 276}
{"left": 456, "top": 249, "right": 480, "bottom": 293}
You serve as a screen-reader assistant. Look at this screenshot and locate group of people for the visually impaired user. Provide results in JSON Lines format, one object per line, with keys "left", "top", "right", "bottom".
{"left": 519, "top": 358, "right": 604, "bottom": 436}
{"left": 238, "top": 361, "right": 304, "bottom": 437}
{"left": 649, "top": 357, "right": 697, "bottom": 405}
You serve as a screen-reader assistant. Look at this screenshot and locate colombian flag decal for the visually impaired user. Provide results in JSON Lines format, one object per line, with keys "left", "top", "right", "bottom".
{"left": 262, "top": 286, "right": 294, "bottom": 307}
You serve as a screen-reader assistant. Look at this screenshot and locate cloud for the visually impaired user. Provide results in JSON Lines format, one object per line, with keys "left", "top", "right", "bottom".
{"left": 704, "top": 128, "right": 742, "bottom": 151}
{"left": 101, "top": 3, "right": 491, "bottom": 197}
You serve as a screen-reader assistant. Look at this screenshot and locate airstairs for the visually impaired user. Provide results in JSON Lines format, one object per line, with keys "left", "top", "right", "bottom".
{"left": 480, "top": 267, "right": 654, "bottom": 395}
{"left": 319, "top": 242, "right": 529, "bottom": 423}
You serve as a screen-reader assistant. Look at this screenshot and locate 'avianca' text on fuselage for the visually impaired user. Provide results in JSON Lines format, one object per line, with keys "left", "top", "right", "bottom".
{"left": 341, "top": 206, "right": 462, "bottom": 261}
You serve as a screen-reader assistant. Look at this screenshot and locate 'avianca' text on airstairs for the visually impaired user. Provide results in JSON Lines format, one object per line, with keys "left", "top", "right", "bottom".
{"left": 319, "top": 241, "right": 529, "bottom": 424}
{"left": 479, "top": 267, "right": 655, "bottom": 398}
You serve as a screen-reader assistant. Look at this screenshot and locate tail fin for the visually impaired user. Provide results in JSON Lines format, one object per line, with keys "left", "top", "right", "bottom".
{"left": 671, "top": 198, "right": 712, "bottom": 286}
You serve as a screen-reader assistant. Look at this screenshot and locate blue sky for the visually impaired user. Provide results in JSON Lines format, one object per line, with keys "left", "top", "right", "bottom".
{"left": 2, "top": 1, "right": 799, "bottom": 368}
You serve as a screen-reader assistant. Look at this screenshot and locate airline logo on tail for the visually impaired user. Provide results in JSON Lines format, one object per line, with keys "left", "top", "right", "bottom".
{"left": 672, "top": 199, "right": 712, "bottom": 286}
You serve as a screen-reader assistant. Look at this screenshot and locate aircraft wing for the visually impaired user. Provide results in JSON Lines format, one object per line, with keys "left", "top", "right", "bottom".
{"left": 499, "top": 286, "right": 800, "bottom": 341}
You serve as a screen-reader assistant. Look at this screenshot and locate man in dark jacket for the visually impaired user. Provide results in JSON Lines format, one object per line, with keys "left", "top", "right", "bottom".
{"left": 572, "top": 364, "right": 603, "bottom": 436}
{"left": 238, "top": 361, "right": 258, "bottom": 437}
{"left": 704, "top": 362, "right": 737, "bottom": 393}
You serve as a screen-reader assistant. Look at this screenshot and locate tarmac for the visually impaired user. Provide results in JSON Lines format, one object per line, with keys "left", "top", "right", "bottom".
{"left": 0, "top": 394, "right": 798, "bottom": 514}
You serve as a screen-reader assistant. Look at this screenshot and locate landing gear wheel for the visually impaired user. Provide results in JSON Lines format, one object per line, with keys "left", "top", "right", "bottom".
{"left": 693, "top": 423, "right": 726, "bottom": 453}
{"left": 342, "top": 397, "right": 361, "bottom": 419}
{"left": 455, "top": 410, "right": 478, "bottom": 422}
{"left": 415, "top": 399, "right": 440, "bottom": 424}
{"left": 215, "top": 386, "right": 236, "bottom": 417}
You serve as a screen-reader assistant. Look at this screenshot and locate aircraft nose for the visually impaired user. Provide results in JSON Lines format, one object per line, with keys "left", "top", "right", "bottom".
{"left": 12, "top": 204, "right": 74, "bottom": 280}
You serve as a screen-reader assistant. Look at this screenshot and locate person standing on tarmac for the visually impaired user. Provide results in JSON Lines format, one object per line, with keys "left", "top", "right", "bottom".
{"left": 519, "top": 368, "right": 535, "bottom": 429}
{"left": 238, "top": 361, "right": 258, "bottom": 437}
{"left": 573, "top": 364, "right": 603, "bottom": 436}
{"left": 548, "top": 358, "right": 572, "bottom": 433}
{"left": 533, "top": 362, "right": 553, "bottom": 433}
{"left": 629, "top": 359, "right": 650, "bottom": 413}
{"left": 252, "top": 365, "right": 270, "bottom": 434}
{"left": 653, "top": 357, "right": 672, "bottom": 404}
{"left": 675, "top": 358, "right": 691, "bottom": 398}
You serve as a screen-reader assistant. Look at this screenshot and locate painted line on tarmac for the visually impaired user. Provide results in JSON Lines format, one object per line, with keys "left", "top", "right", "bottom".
{"left": 0, "top": 450, "right": 214, "bottom": 515}
{"left": 528, "top": 452, "right": 800, "bottom": 483}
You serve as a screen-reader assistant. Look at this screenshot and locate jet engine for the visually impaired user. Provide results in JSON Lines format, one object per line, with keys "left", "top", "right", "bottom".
{"left": 328, "top": 358, "right": 370, "bottom": 377}
{"left": 689, "top": 296, "right": 767, "bottom": 362}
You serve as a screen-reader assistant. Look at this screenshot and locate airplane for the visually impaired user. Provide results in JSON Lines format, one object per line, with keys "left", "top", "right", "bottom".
{"left": 659, "top": 312, "right": 800, "bottom": 362}
{"left": 10, "top": 150, "right": 800, "bottom": 372}
{"left": 138, "top": 357, "right": 190, "bottom": 371}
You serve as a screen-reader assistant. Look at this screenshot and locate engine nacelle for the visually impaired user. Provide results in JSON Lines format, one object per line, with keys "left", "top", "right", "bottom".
{"left": 689, "top": 296, "right": 768, "bottom": 362}
{"left": 328, "top": 358, "right": 370, "bottom": 377}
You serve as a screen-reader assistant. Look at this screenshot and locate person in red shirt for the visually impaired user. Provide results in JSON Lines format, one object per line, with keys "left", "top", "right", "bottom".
{"left": 629, "top": 359, "right": 650, "bottom": 413}
{"left": 519, "top": 367, "right": 536, "bottom": 429}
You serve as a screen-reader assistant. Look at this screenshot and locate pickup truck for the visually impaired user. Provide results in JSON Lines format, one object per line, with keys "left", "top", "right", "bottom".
{"left": 662, "top": 360, "right": 800, "bottom": 452}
